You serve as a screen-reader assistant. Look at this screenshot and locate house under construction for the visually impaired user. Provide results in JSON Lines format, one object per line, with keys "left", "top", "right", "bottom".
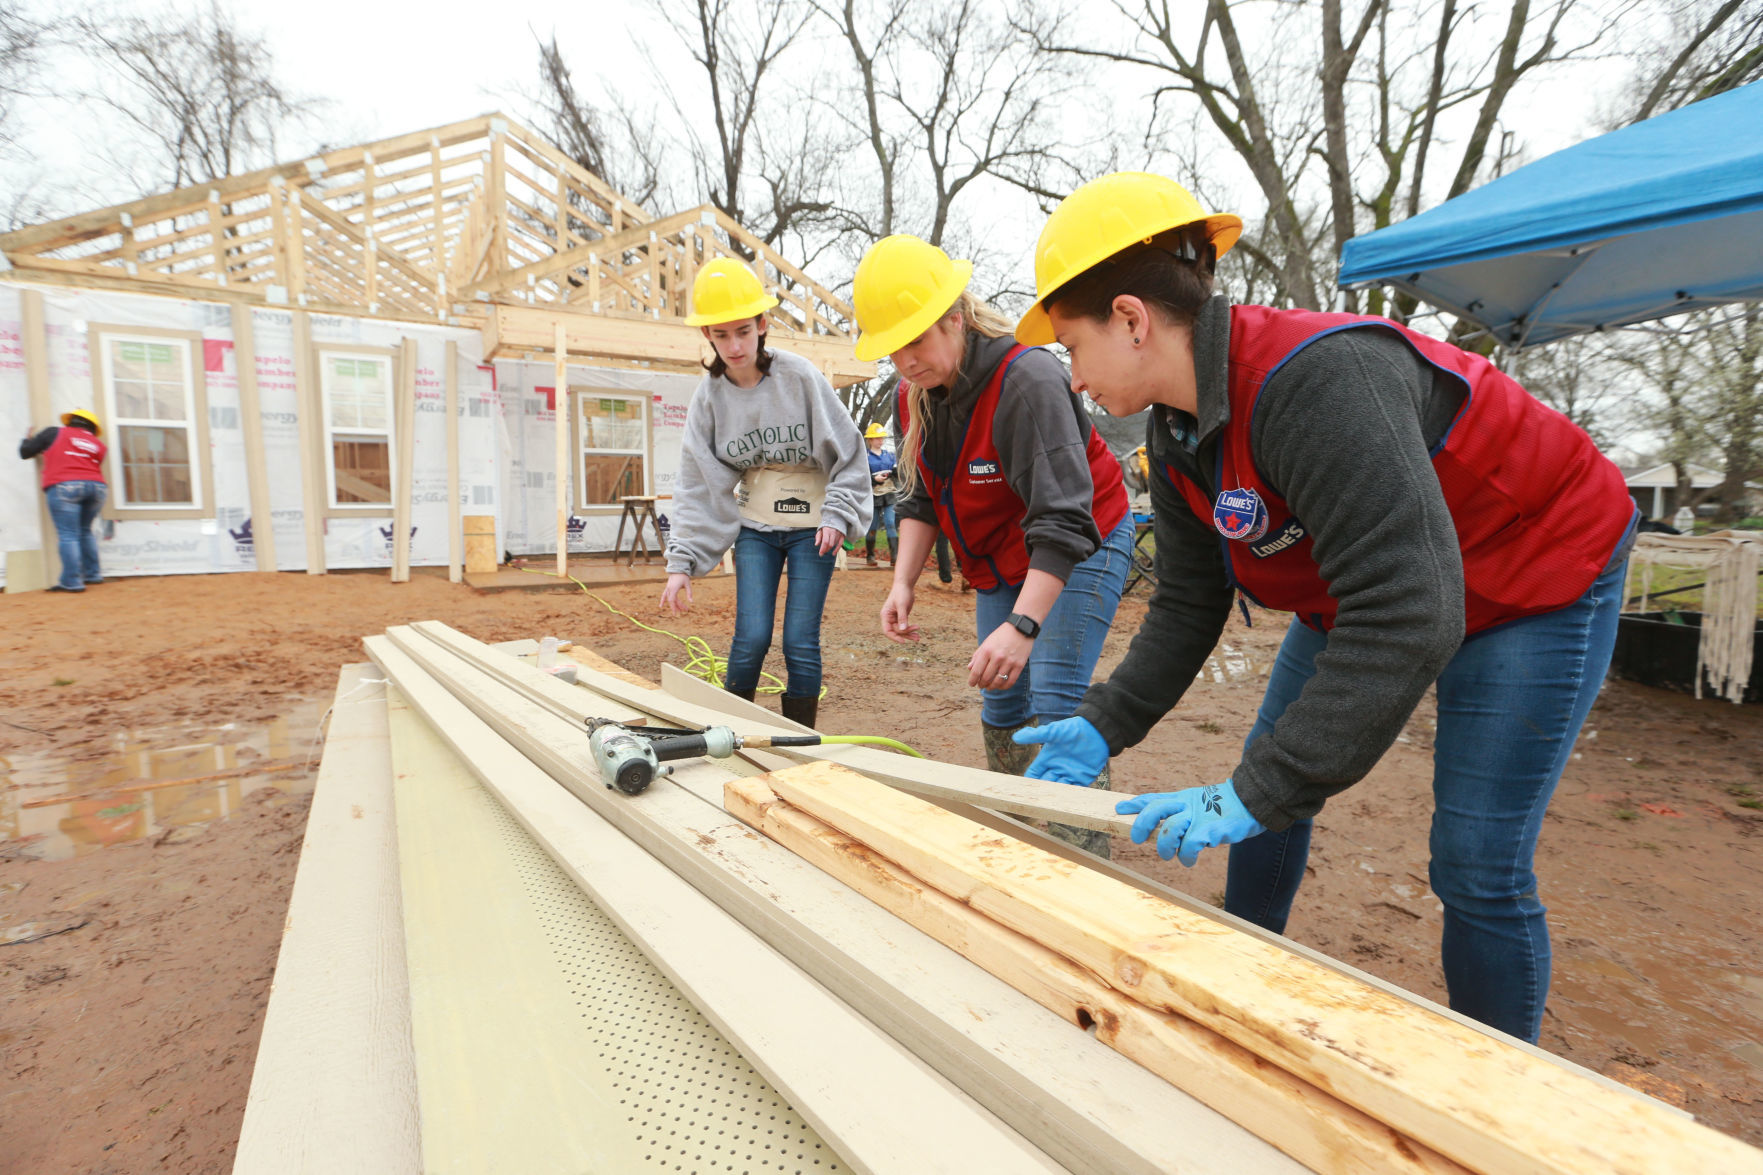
{"left": 0, "top": 113, "right": 871, "bottom": 586}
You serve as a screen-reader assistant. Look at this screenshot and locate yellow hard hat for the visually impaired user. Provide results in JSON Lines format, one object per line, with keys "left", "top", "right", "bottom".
{"left": 1016, "top": 172, "right": 1242, "bottom": 345}
{"left": 852, "top": 235, "right": 973, "bottom": 362}
{"left": 61, "top": 408, "right": 102, "bottom": 435}
{"left": 685, "top": 258, "right": 779, "bottom": 326}
{"left": 863, "top": 422, "right": 888, "bottom": 439}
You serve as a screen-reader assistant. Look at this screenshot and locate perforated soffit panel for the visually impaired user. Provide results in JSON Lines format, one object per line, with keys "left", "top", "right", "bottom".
{"left": 484, "top": 787, "right": 850, "bottom": 1174}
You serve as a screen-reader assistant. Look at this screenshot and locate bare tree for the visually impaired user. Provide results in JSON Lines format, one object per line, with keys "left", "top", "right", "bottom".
{"left": 810, "top": 0, "right": 1083, "bottom": 426}
{"left": 1624, "top": 0, "right": 1763, "bottom": 123}
{"left": 530, "top": 32, "right": 662, "bottom": 210}
{"left": 74, "top": 2, "right": 315, "bottom": 190}
{"left": 1029, "top": 0, "right": 1618, "bottom": 313}
{"left": 642, "top": 0, "right": 836, "bottom": 247}
{"left": 0, "top": 4, "right": 46, "bottom": 153}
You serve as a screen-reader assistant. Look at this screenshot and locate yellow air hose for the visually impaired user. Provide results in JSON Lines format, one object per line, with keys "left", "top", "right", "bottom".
{"left": 512, "top": 566, "right": 924, "bottom": 757}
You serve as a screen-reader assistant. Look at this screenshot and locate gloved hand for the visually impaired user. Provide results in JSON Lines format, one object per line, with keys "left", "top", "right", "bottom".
{"left": 1116, "top": 779, "right": 1266, "bottom": 867}
{"left": 1012, "top": 717, "right": 1109, "bottom": 785}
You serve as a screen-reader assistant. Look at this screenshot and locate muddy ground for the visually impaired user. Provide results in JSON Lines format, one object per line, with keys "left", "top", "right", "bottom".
{"left": 2, "top": 563, "right": 1759, "bottom": 1173}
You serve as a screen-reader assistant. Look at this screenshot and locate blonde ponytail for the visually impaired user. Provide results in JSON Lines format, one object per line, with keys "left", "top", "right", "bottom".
{"left": 893, "top": 290, "right": 1016, "bottom": 499}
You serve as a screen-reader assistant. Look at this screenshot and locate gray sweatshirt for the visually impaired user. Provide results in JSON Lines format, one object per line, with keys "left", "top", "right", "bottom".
{"left": 666, "top": 349, "right": 872, "bottom": 577}
{"left": 1076, "top": 294, "right": 1630, "bottom": 831}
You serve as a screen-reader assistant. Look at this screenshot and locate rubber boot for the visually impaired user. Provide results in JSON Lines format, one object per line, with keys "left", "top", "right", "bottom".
{"left": 981, "top": 720, "right": 1038, "bottom": 777}
{"left": 864, "top": 539, "right": 877, "bottom": 566}
{"left": 1046, "top": 763, "right": 1113, "bottom": 860}
{"left": 726, "top": 685, "right": 756, "bottom": 702}
{"left": 780, "top": 693, "right": 819, "bottom": 730}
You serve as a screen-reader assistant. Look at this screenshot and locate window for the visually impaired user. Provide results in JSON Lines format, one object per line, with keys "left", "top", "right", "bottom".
{"left": 320, "top": 352, "right": 394, "bottom": 508}
{"left": 93, "top": 328, "right": 212, "bottom": 518}
{"left": 577, "top": 392, "right": 649, "bottom": 507}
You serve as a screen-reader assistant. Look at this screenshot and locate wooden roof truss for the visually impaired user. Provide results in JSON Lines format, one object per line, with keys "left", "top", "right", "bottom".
{"left": 0, "top": 113, "right": 869, "bottom": 381}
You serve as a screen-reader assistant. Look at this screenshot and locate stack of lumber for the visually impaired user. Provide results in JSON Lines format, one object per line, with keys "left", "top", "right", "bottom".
{"left": 237, "top": 621, "right": 1763, "bottom": 1175}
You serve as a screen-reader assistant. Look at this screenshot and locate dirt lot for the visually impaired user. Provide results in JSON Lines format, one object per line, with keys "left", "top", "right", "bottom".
{"left": 2, "top": 563, "right": 1760, "bottom": 1172}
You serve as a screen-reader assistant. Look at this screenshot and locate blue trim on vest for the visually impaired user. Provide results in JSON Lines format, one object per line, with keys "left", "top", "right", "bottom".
{"left": 1243, "top": 320, "right": 1477, "bottom": 491}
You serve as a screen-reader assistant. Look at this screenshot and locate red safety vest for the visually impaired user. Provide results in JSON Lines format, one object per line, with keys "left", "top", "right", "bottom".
{"left": 39, "top": 427, "right": 108, "bottom": 490}
{"left": 1165, "top": 305, "right": 1632, "bottom": 635}
{"left": 901, "top": 345, "right": 1129, "bottom": 590}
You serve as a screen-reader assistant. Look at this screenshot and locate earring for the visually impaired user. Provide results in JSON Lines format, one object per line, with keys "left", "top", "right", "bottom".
{"left": 1132, "top": 337, "right": 1140, "bottom": 344}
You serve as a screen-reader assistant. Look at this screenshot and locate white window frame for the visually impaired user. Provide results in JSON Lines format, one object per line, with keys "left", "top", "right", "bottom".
{"left": 97, "top": 330, "right": 207, "bottom": 514}
{"left": 318, "top": 349, "right": 397, "bottom": 512}
{"left": 575, "top": 390, "right": 651, "bottom": 510}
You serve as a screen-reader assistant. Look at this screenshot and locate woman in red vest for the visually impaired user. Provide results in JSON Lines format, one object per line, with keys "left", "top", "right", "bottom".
{"left": 1013, "top": 173, "right": 1637, "bottom": 1042}
{"left": 852, "top": 234, "right": 1135, "bottom": 857}
{"left": 18, "top": 408, "right": 109, "bottom": 592}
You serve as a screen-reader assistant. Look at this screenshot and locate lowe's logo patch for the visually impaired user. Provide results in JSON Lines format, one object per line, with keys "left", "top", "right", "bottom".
{"left": 966, "top": 459, "right": 999, "bottom": 477}
{"left": 773, "top": 496, "right": 812, "bottom": 514}
{"left": 1248, "top": 517, "right": 1307, "bottom": 558}
{"left": 1214, "top": 487, "right": 1269, "bottom": 542}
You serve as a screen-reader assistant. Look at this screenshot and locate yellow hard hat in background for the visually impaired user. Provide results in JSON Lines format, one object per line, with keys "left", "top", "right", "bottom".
{"left": 685, "top": 258, "right": 779, "bottom": 326}
{"left": 864, "top": 422, "right": 888, "bottom": 439}
{"left": 61, "top": 408, "right": 102, "bottom": 435}
{"left": 1016, "top": 172, "right": 1242, "bottom": 345}
{"left": 851, "top": 235, "right": 973, "bottom": 362}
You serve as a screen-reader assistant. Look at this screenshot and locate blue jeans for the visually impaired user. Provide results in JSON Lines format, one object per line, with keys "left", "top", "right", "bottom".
{"left": 973, "top": 515, "right": 1135, "bottom": 727}
{"left": 1223, "top": 558, "right": 1628, "bottom": 1042}
{"left": 866, "top": 498, "right": 898, "bottom": 554}
{"left": 727, "top": 526, "right": 837, "bottom": 698}
{"left": 46, "top": 480, "right": 106, "bottom": 590}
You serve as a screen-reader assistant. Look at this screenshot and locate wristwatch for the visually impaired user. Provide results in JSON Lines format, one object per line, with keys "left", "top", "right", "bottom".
{"left": 1005, "top": 612, "right": 1041, "bottom": 639}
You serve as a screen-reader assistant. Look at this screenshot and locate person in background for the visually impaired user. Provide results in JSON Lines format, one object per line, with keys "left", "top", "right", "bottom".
{"left": 862, "top": 422, "right": 899, "bottom": 566}
{"left": 660, "top": 259, "right": 871, "bottom": 729}
{"left": 852, "top": 233, "right": 1133, "bottom": 856}
{"left": 1013, "top": 172, "right": 1637, "bottom": 1042}
{"left": 19, "top": 408, "right": 108, "bottom": 593}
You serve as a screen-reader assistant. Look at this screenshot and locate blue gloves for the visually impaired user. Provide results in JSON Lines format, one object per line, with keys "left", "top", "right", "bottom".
{"left": 1013, "top": 717, "right": 1109, "bottom": 785}
{"left": 1116, "top": 779, "right": 1266, "bottom": 867}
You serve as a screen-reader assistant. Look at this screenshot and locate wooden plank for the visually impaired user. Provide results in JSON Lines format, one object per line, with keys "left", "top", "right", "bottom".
{"left": 532, "top": 643, "right": 1132, "bottom": 835}
{"left": 362, "top": 634, "right": 1064, "bottom": 1175}
{"left": 390, "top": 338, "right": 416, "bottom": 582}
{"left": 444, "top": 340, "right": 461, "bottom": 583}
{"left": 290, "top": 311, "right": 325, "bottom": 574}
{"left": 371, "top": 632, "right": 1296, "bottom": 1175}
{"left": 401, "top": 621, "right": 649, "bottom": 725}
{"left": 0, "top": 115, "right": 495, "bottom": 255}
{"left": 19, "top": 288, "right": 57, "bottom": 587}
{"left": 660, "top": 660, "right": 813, "bottom": 730}
{"left": 484, "top": 303, "right": 872, "bottom": 387}
{"left": 234, "top": 664, "right": 419, "bottom": 1173}
{"left": 728, "top": 777, "right": 1463, "bottom": 1175}
{"left": 385, "top": 685, "right": 649, "bottom": 1173}
{"left": 553, "top": 323, "right": 567, "bottom": 577}
{"left": 761, "top": 762, "right": 1763, "bottom": 1175}
{"left": 230, "top": 304, "right": 278, "bottom": 571}
{"left": 568, "top": 644, "right": 664, "bottom": 692}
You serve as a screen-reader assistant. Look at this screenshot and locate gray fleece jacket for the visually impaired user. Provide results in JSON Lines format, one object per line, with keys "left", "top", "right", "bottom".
{"left": 1076, "top": 294, "right": 1632, "bottom": 831}
{"left": 895, "top": 332, "right": 1107, "bottom": 581}
{"left": 666, "top": 349, "right": 872, "bottom": 577}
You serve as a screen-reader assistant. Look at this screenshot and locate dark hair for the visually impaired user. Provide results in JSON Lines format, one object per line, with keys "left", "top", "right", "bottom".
{"left": 1044, "top": 228, "right": 1217, "bottom": 331}
{"left": 67, "top": 418, "right": 98, "bottom": 433}
{"left": 702, "top": 316, "right": 774, "bottom": 380}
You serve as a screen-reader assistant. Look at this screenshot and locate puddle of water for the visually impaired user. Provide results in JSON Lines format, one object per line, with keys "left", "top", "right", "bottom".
{"left": 0, "top": 700, "right": 328, "bottom": 862}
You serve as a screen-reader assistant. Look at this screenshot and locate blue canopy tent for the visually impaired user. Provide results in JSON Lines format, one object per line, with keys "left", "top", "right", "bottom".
{"left": 1337, "top": 81, "right": 1763, "bottom": 348}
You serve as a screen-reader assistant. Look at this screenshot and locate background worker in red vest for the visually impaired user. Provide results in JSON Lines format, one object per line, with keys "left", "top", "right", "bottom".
{"left": 1013, "top": 172, "right": 1638, "bottom": 1042}
{"left": 852, "top": 234, "right": 1135, "bottom": 857}
{"left": 19, "top": 408, "right": 109, "bottom": 593}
